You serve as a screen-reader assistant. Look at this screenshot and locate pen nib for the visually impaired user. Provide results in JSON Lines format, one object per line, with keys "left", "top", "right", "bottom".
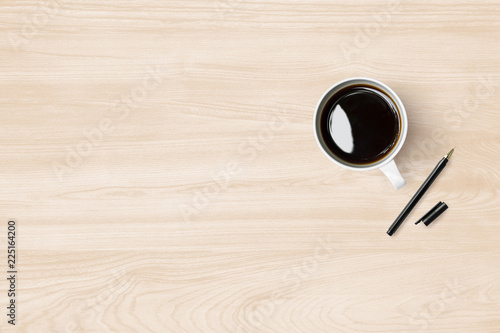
{"left": 445, "top": 147, "right": 455, "bottom": 160}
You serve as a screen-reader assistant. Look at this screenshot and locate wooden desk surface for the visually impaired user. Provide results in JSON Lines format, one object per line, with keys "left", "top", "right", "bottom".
{"left": 1, "top": 0, "right": 499, "bottom": 332}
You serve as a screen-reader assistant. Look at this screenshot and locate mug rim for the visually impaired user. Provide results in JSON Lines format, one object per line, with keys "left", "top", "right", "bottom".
{"left": 314, "top": 77, "right": 408, "bottom": 171}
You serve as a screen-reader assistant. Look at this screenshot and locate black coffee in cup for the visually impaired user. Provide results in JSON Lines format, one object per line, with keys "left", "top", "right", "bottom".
{"left": 318, "top": 84, "right": 401, "bottom": 165}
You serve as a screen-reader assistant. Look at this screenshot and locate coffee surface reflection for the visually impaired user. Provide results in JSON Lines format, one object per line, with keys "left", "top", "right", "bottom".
{"left": 320, "top": 85, "right": 400, "bottom": 165}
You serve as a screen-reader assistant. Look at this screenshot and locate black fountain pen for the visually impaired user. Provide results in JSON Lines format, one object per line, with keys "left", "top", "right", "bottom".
{"left": 387, "top": 148, "right": 455, "bottom": 236}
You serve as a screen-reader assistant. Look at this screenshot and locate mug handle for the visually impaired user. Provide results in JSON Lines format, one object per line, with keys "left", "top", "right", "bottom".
{"left": 380, "top": 160, "right": 406, "bottom": 190}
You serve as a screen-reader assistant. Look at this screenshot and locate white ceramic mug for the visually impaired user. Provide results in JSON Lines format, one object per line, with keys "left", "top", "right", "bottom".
{"left": 314, "top": 77, "right": 407, "bottom": 190}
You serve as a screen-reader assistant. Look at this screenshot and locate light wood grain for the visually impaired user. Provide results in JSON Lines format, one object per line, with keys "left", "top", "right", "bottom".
{"left": 1, "top": 0, "right": 500, "bottom": 332}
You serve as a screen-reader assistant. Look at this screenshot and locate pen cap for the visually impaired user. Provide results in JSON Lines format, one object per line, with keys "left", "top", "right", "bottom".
{"left": 415, "top": 201, "right": 448, "bottom": 226}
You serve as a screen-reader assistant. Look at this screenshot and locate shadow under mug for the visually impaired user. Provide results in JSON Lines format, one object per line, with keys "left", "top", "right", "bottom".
{"left": 314, "top": 77, "right": 408, "bottom": 190}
